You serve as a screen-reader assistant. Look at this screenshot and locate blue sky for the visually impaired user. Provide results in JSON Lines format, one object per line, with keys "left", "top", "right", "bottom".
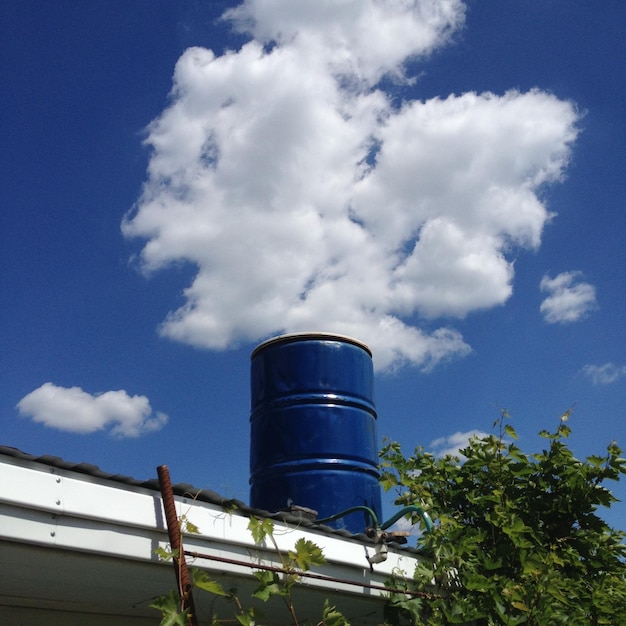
{"left": 2, "top": 1, "right": 625, "bottom": 531}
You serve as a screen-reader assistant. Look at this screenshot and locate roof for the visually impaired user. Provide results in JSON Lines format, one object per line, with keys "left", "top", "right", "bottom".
{"left": 0, "top": 445, "right": 429, "bottom": 625}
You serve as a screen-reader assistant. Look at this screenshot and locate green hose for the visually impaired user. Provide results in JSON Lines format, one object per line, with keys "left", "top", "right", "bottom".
{"left": 380, "top": 505, "right": 434, "bottom": 533}
{"left": 316, "top": 504, "right": 434, "bottom": 534}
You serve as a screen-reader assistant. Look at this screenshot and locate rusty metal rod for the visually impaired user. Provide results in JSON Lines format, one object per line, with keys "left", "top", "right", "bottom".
{"left": 183, "top": 549, "right": 442, "bottom": 600}
{"left": 157, "top": 464, "right": 198, "bottom": 626}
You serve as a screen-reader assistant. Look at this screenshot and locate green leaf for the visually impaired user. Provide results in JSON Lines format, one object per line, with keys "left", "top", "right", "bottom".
{"left": 252, "top": 570, "right": 285, "bottom": 601}
{"left": 235, "top": 607, "right": 258, "bottom": 626}
{"left": 504, "top": 423, "right": 518, "bottom": 440}
{"left": 193, "top": 570, "right": 230, "bottom": 596}
{"left": 464, "top": 573, "right": 495, "bottom": 591}
{"left": 288, "top": 538, "right": 327, "bottom": 571}
{"left": 181, "top": 517, "right": 200, "bottom": 535}
{"left": 322, "top": 599, "right": 350, "bottom": 625}
{"left": 150, "top": 590, "right": 190, "bottom": 626}
{"left": 154, "top": 546, "right": 178, "bottom": 562}
{"left": 248, "top": 517, "right": 274, "bottom": 544}
{"left": 587, "top": 454, "right": 607, "bottom": 467}
{"left": 481, "top": 557, "right": 503, "bottom": 571}
{"left": 380, "top": 472, "right": 397, "bottom": 492}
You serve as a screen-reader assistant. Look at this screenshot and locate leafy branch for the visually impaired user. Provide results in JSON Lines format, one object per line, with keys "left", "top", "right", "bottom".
{"left": 380, "top": 411, "right": 626, "bottom": 624}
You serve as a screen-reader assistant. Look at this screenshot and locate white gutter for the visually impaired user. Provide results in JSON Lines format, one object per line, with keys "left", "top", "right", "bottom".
{"left": 0, "top": 451, "right": 429, "bottom": 624}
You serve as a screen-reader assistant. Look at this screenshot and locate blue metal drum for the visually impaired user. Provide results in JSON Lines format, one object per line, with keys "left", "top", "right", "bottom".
{"left": 249, "top": 333, "right": 382, "bottom": 533}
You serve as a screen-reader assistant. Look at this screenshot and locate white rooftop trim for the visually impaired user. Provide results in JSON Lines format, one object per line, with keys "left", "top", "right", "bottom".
{"left": 0, "top": 450, "right": 429, "bottom": 625}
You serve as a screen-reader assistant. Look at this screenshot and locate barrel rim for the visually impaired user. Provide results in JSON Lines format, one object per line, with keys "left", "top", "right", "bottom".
{"left": 251, "top": 332, "right": 372, "bottom": 360}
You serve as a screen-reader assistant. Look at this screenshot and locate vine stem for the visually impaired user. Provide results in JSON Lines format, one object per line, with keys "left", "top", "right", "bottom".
{"left": 266, "top": 530, "right": 300, "bottom": 626}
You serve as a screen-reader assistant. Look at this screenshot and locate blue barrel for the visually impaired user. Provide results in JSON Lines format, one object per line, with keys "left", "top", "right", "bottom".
{"left": 249, "top": 333, "right": 382, "bottom": 533}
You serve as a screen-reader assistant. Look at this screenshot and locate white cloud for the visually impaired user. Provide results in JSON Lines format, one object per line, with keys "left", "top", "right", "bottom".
{"left": 582, "top": 363, "right": 626, "bottom": 385}
{"left": 225, "top": 0, "right": 466, "bottom": 85}
{"left": 430, "top": 430, "right": 488, "bottom": 458}
{"left": 539, "top": 271, "right": 598, "bottom": 324}
{"left": 16, "top": 383, "right": 168, "bottom": 438}
{"left": 123, "top": 0, "right": 580, "bottom": 371}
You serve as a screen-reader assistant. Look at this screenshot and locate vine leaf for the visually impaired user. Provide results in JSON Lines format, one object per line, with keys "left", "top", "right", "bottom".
{"left": 248, "top": 516, "right": 274, "bottom": 544}
{"left": 149, "top": 590, "right": 190, "bottom": 626}
{"left": 193, "top": 570, "right": 230, "bottom": 597}
{"left": 288, "top": 538, "right": 327, "bottom": 571}
{"left": 321, "top": 599, "right": 350, "bottom": 625}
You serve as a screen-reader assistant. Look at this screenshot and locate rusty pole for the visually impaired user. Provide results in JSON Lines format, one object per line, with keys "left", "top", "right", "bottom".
{"left": 157, "top": 464, "right": 198, "bottom": 626}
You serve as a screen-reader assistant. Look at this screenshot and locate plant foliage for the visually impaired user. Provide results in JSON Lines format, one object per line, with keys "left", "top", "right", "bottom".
{"left": 153, "top": 516, "right": 346, "bottom": 625}
{"left": 379, "top": 412, "right": 626, "bottom": 625}
{"left": 150, "top": 590, "right": 191, "bottom": 626}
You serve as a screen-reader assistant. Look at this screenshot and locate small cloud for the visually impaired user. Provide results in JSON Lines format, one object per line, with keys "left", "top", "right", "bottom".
{"left": 581, "top": 363, "right": 626, "bottom": 386}
{"left": 430, "top": 430, "right": 488, "bottom": 458}
{"left": 17, "top": 383, "right": 168, "bottom": 438}
{"left": 539, "top": 271, "right": 598, "bottom": 324}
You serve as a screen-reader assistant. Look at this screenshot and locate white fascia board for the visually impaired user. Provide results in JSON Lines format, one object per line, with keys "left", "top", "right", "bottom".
{"left": 0, "top": 456, "right": 162, "bottom": 529}
{"left": 0, "top": 455, "right": 424, "bottom": 596}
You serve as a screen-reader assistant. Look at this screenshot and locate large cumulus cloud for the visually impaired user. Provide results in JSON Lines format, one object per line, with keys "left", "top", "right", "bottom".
{"left": 123, "top": 0, "right": 579, "bottom": 370}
